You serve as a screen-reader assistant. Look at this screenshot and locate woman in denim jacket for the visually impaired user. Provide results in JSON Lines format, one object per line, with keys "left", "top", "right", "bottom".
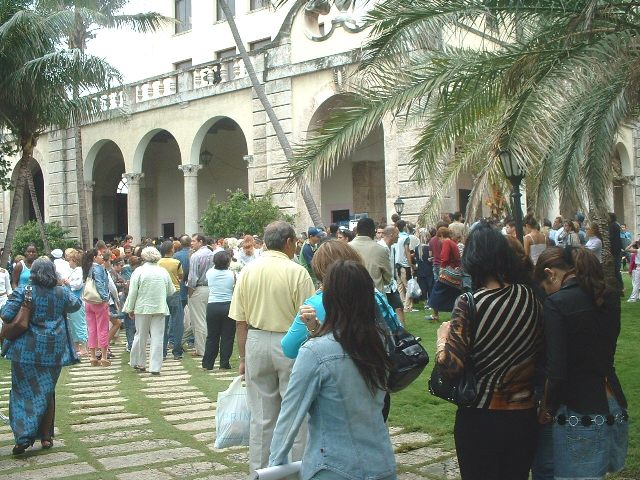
{"left": 533, "top": 247, "right": 628, "bottom": 479}
{"left": 269, "top": 260, "right": 396, "bottom": 480}
{"left": 82, "top": 249, "right": 110, "bottom": 366}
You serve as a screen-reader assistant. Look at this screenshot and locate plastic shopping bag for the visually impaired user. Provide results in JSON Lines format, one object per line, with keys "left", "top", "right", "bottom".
{"left": 407, "top": 278, "right": 422, "bottom": 300}
{"left": 214, "top": 376, "right": 251, "bottom": 448}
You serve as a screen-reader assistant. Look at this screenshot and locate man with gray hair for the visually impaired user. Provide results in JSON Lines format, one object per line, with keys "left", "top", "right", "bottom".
{"left": 229, "top": 221, "right": 315, "bottom": 472}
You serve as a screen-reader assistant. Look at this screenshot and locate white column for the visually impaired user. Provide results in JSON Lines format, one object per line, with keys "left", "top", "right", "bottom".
{"left": 85, "top": 181, "right": 95, "bottom": 243}
{"left": 178, "top": 164, "right": 203, "bottom": 235}
{"left": 123, "top": 173, "right": 144, "bottom": 244}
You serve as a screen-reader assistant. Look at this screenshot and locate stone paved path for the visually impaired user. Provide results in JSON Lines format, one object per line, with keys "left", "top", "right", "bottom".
{"left": 0, "top": 344, "right": 460, "bottom": 479}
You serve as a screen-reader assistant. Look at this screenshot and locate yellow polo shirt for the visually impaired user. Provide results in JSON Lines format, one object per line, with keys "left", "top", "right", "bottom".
{"left": 158, "top": 257, "right": 183, "bottom": 291}
{"left": 229, "top": 250, "right": 315, "bottom": 332}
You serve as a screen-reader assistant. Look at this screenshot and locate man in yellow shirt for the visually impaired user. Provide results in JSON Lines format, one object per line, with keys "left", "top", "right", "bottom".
{"left": 229, "top": 221, "right": 315, "bottom": 472}
{"left": 158, "top": 241, "right": 184, "bottom": 360}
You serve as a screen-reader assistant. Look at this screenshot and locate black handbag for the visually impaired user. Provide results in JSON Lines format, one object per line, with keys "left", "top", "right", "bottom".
{"left": 387, "top": 326, "right": 430, "bottom": 393}
{"left": 428, "top": 292, "right": 477, "bottom": 406}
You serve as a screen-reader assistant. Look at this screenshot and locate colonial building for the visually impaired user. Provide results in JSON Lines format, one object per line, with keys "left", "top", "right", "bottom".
{"left": 1, "top": 1, "right": 639, "bottom": 244}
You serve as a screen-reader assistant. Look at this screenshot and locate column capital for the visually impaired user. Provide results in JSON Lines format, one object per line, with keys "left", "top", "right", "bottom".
{"left": 123, "top": 172, "right": 144, "bottom": 184}
{"left": 178, "top": 164, "right": 203, "bottom": 177}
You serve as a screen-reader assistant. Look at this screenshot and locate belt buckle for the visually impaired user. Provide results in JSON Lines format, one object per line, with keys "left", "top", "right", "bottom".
{"left": 568, "top": 415, "right": 580, "bottom": 427}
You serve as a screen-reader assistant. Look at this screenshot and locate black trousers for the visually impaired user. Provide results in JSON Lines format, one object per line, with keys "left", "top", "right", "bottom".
{"left": 454, "top": 407, "right": 537, "bottom": 480}
{"left": 202, "top": 301, "right": 235, "bottom": 370}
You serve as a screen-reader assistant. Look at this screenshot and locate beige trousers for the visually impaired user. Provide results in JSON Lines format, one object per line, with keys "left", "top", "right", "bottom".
{"left": 188, "top": 286, "right": 208, "bottom": 355}
{"left": 245, "top": 329, "right": 307, "bottom": 472}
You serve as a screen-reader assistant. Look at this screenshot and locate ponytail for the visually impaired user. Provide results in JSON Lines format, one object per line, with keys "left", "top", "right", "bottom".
{"left": 82, "top": 249, "right": 97, "bottom": 281}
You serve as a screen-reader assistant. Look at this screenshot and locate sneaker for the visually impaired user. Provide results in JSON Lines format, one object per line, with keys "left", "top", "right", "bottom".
{"left": 107, "top": 349, "right": 115, "bottom": 360}
{"left": 627, "top": 299, "right": 636, "bottom": 303}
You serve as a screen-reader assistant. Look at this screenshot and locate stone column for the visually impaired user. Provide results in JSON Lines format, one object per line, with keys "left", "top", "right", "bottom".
{"left": 85, "top": 181, "right": 95, "bottom": 243}
{"left": 123, "top": 173, "right": 144, "bottom": 244}
{"left": 178, "top": 164, "right": 203, "bottom": 235}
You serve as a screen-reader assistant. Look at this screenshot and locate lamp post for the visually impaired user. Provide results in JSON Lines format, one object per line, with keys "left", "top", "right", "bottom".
{"left": 499, "top": 150, "right": 525, "bottom": 242}
{"left": 394, "top": 197, "right": 405, "bottom": 218}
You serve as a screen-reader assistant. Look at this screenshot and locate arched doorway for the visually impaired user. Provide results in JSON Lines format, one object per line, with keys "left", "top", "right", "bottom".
{"left": 141, "top": 130, "right": 183, "bottom": 238}
{"left": 309, "top": 95, "right": 386, "bottom": 226}
{"left": 197, "top": 117, "right": 249, "bottom": 216}
{"left": 91, "top": 141, "right": 127, "bottom": 242}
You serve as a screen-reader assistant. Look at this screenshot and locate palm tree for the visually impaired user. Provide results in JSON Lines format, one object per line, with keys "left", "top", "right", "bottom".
{"left": 286, "top": 0, "right": 640, "bottom": 287}
{"left": 36, "top": 0, "right": 169, "bottom": 249}
{"left": 218, "top": 0, "right": 324, "bottom": 227}
{"left": 0, "top": 2, "right": 120, "bottom": 265}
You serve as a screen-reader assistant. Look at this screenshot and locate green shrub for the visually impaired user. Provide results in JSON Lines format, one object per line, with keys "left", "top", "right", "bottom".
{"left": 200, "top": 189, "right": 294, "bottom": 238}
{"left": 12, "top": 220, "right": 79, "bottom": 256}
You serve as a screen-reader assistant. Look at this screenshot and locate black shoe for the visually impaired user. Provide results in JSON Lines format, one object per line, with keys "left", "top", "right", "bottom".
{"left": 150, "top": 371, "right": 160, "bottom": 375}
{"left": 173, "top": 354, "right": 183, "bottom": 360}
{"left": 219, "top": 365, "right": 232, "bottom": 370}
{"left": 12, "top": 443, "right": 30, "bottom": 455}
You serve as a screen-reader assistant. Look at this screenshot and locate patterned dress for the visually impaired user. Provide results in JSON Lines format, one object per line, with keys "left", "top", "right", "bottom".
{"left": 1, "top": 285, "right": 81, "bottom": 445}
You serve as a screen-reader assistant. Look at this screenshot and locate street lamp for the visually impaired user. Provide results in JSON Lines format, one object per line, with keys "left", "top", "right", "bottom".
{"left": 394, "top": 197, "right": 405, "bottom": 217}
{"left": 499, "top": 150, "right": 525, "bottom": 242}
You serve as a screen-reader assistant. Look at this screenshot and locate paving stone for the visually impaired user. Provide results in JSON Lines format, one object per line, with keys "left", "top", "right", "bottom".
{"left": 164, "top": 409, "right": 215, "bottom": 422}
{"left": 142, "top": 384, "right": 197, "bottom": 393}
{"left": 70, "top": 389, "right": 122, "bottom": 399}
{"left": 0, "top": 462, "right": 96, "bottom": 479}
{"left": 98, "top": 446, "right": 204, "bottom": 469}
{"left": 162, "top": 396, "right": 211, "bottom": 406}
{"left": 160, "top": 402, "right": 215, "bottom": 414}
{"left": 191, "top": 475, "right": 246, "bottom": 480}
{"left": 162, "top": 460, "right": 229, "bottom": 476}
{"left": 71, "top": 417, "right": 150, "bottom": 432}
{"left": 141, "top": 379, "right": 191, "bottom": 387}
{"left": 193, "top": 431, "right": 215, "bottom": 443}
{"left": 173, "top": 419, "right": 215, "bottom": 432}
{"left": 79, "top": 429, "right": 155, "bottom": 443}
{"left": 77, "top": 412, "right": 140, "bottom": 423}
{"left": 141, "top": 374, "right": 192, "bottom": 382}
{"left": 226, "top": 451, "right": 249, "bottom": 464}
{"left": 69, "top": 369, "right": 117, "bottom": 377}
{"left": 392, "top": 432, "right": 434, "bottom": 449}
{"left": 116, "top": 469, "right": 166, "bottom": 480}
{"left": 66, "top": 378, "right": 119, "bottom": 387}
{"left": 389, "top": 426, "right": 404, "bottom": 435}
{"left": 69, "top": 384, "right": 119, "bottom": 394}
{"left": 0, "top": 439, "right": 66, "bottom": 452}
{"left": 419, "top": 457, "right": 461, "bottom": 479}
{"left": 147, "top": 390, "right": 207, "bottom": 400}
{"left": 71, "top": 397, "right": 128, "bottom": 406}
{"left": 0, "top": 451, "right": 77, "bottom": 471}
{"left": 70, "top": 405, "right": 126, "bottom": 415}
{"left": 395, "top": 447, "right": 450, "bottom": 466}
{"left": 89, "top": 438, "right": 182, "bottom": 457}
{"left": 398, "top": 474, "right": 429, "bottom": 480}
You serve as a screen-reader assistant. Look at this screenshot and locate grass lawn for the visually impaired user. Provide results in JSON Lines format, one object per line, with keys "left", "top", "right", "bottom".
{"left": 0, "top": 276, "right": 637, "bottom": 478}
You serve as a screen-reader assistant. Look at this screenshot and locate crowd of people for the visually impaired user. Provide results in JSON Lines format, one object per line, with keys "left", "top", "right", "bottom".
{"left": 0, "top": 210, "right": 630, "bottom": 480}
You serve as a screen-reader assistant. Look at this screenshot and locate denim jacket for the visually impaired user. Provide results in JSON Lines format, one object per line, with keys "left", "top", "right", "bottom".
{"left": 269, "top": 333, "right": 397, "bottom": 480}
{"left": 90, "top": 263, "right": 110, "bottom": 302}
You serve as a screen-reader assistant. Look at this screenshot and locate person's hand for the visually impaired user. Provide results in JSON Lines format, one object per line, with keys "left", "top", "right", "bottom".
{"left": 129, "top": 312, "right": 135, "bottom": 320}
{"left": 299, "top": 305, "right": 317, "bottom": 325}
{"left": 239, "top": 358, "right": 245, "bottom": 377}
{"left": 436, "top": 321, "right": 450, "bottom": 342}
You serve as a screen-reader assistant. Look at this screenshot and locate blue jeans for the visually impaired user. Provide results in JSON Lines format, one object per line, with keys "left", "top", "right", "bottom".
{"left": 163, "top": 292, "right": 184, "bottom": 358}
{"left": 123, "top": 313, "right": 135, "bottom": 350}
{"left": 536, "top": 396, "right": 628, "bottom": 479}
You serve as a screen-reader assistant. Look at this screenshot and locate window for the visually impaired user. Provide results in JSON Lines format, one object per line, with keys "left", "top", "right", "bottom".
{"left": 318, "top": 22, "right": 326, "bottom": 36}
{"left": 175, "top": 0, "right": 191, "bottom": 33}
{"left": 250, "top": 0, "right": 269, "bottom": 10}
{"left": 174, "top": 59, "right": 192, "bottom": 71}
{"left": 216, "top": 0, "right": 235, "bottom": 21}
{"left": 117, "top": 177, "right": 128, "bottom": 195}
{"left": 216, "top": 47, "right": 237, "bottom": 80}
{"left": 249, "top": 38, "right": 271, "bottom": 51}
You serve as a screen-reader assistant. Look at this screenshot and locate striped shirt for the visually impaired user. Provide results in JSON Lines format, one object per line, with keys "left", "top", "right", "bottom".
{"left": 439, "top": 284, "right": 543, "bottom": 410}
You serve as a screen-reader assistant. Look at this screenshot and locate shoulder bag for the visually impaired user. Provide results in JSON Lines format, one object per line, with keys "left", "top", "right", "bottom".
{"left": 82, "top": 270, "right": 103, "bottom": 304}
{"left": 438, "top": 266, "right": 464, "bottom": 290}
{"left": 0, "top": 286, "right": 33, "bottom": 341}
{"left": 428, "top": 292, "right": 478, "bottom": 406}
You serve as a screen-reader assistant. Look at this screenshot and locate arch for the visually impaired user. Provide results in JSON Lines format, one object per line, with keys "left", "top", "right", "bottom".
{"left": 189, "top": 115, "right": 248, "bottom": 167}
{"left": 133, "top": 128, "right": 182, "bottom": 174}
{"left": 91, "top": 140, "right": 127, "bottom": 241}
{"left": 615, "top": 142, "right": 632, "bottom": 177}
{"left": 84, "top": 139, "right": 124, "bottom": 182}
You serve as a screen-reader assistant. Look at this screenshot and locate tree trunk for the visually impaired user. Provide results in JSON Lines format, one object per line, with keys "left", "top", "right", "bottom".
{"left": 218, "top": 0, "right": 324, "bottom": 228}
{"left": 0, "top": 148, "right": 33, "bottom": 267}
{"left": 591, "top": 208, "right": 621, "bottom": 295}
{"left": 26, "top": 160, "right": 51, "bottom": 254}
{"left": 74, "top": 121, "right": 91, "bottom": 249}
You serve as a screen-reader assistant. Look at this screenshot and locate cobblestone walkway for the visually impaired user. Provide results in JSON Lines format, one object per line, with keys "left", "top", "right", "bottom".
{"left": 0, "top": 344, "right": 460, "bottom": 479}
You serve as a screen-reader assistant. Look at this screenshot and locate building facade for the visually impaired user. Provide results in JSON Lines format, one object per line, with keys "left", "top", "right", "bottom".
{"left": 1, "top": 1, "right": 639, "bottom": 244}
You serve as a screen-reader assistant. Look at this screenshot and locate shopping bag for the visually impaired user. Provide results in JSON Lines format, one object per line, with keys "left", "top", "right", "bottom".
{"left": 407, "top": 278, "right": 422, "bottom": 300}
{"left": 214, "top": 375, "right": 251, "bottom": 448}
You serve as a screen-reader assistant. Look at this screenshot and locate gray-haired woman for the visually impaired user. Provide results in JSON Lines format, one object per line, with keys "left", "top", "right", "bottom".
{"left": 123, "top": 247, "right": 175, "bottom": 375}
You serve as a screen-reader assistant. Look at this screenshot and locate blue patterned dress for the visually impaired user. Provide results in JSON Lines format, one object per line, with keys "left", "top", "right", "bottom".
{"left": 0, "top": 285, "right": 81, "bottom": 445}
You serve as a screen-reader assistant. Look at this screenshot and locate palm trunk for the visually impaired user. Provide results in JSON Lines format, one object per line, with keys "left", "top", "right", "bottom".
{"left": 0, "top": 143, "right": 34, "bottom": 267}
{"left": 218, "top": 0, "right": 324, "bottom": 228}
{"left": 591, "top": 208, "right": 620, "bottom": 294}
{"left": 74, "top": 120, "right": 90, "bottom": 249}
{"left": 26, "top": 160, "right": 51, "bottom": 254}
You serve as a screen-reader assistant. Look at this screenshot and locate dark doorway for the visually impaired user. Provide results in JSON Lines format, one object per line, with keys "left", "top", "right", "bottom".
{"left": 116, "top": 193, "right": 128, "bottom": 237}
{"left": 162, "top": 223, "right": 175, "bottom": 239}
{"left": 331, "top": 209, "right": 350, "bottom": 226}
{"left": 458, "top": 189, "right": 471, "bottom": 219}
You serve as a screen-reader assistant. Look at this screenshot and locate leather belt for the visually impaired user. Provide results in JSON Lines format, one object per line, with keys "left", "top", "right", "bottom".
{"left": 554, "top": 411, "right": 629, "bottom": 427}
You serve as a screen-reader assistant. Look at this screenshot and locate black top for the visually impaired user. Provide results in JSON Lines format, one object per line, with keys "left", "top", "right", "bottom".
{"left": 609, "top": 221, "right": 622, "bottom": 255}
{"left": 543, "top": 278, "right": 626, "bottom": 414}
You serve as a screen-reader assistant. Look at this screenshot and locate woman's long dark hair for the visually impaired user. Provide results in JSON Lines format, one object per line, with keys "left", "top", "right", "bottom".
{"left": 319, "top": 260, "right": 391, "bottom": 393}
{"left": 82, "top": 249, "right": 98, "bottom": 281}
{"left": 534, "top": 246, "right": 608, "bottom": 306}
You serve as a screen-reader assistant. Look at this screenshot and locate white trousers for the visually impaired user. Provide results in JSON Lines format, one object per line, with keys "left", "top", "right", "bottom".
{"left": 189, "top": 286, "right": 208, "bottom": 355}
{"left": 129, "top": 314, "right": 165, "bottom": 373}
{"left": 629, "top": 269, "right": 640, "bottom": 301}
{"left": 245, "top": 329, "right": 307, "bottom": 472}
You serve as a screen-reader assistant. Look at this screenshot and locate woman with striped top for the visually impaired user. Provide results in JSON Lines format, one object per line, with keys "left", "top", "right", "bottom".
{"left": 436, "top": 222, "right": 543, "bottom": 480}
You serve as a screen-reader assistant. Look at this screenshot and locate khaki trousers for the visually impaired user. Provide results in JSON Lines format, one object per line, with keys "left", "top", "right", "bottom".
{"left": 188, "top": 286, "right": 208, "bottom": 355}
{"left": 246, "top": 329, "right": 307, "bottom": 472}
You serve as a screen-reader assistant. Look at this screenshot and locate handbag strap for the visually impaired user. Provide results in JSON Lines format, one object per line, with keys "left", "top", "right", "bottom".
{"left": 464, "top": 291, "right": 477, "bottom": 365}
